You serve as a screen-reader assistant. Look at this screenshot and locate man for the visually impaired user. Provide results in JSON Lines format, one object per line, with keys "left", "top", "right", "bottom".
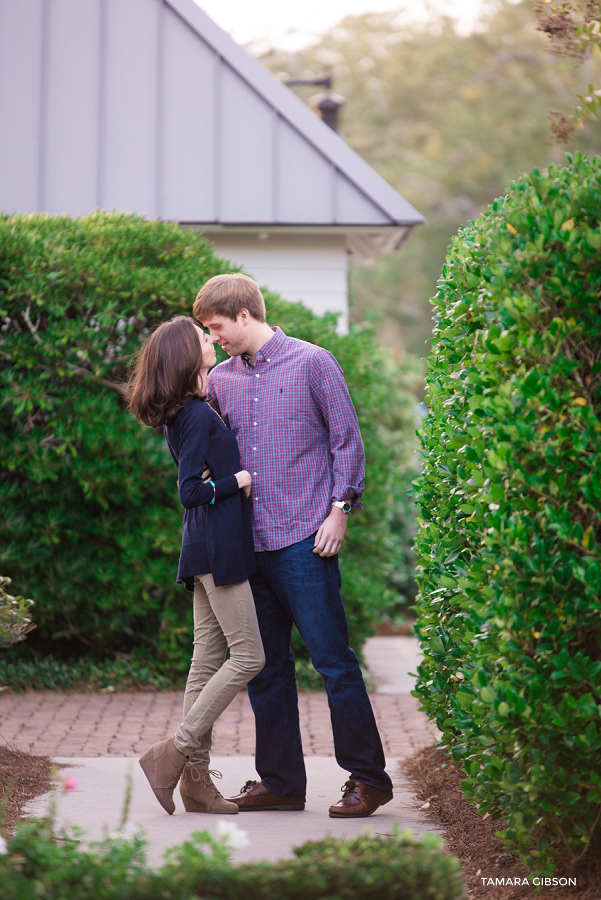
{"left": 193, "top": 273, "right": 393, "bottom": 817}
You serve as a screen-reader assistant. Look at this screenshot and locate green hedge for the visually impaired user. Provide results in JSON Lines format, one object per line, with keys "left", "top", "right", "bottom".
{"left": 0, "top": 818, "right": 466, "bottom": 900}
{"left": 413, "top": 152, "right": 601, "bottom": 871}
{"left": 0, "top": 212, "right": 417, "bottom": 680}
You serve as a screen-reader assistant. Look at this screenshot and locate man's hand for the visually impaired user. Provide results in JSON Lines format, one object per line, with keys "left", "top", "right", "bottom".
{"left": 313, "top": 506, "right": 348, "bottom": 557}
{"left": 235, "top": 470, "right": 252, "bottom": 499}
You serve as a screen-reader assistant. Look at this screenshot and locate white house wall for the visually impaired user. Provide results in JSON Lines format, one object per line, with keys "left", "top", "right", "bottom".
{"left": 208, "top": 233, "right": 349, "bottom": 333}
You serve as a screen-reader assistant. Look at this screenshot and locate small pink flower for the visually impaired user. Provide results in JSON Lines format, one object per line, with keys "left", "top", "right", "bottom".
{"left": 63, "top": 777, "right": 78, "bottom": 793}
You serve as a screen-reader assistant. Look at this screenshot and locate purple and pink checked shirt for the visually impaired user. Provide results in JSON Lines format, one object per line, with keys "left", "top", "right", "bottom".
{"left": 206, "top": 327, "right": 365, "bottom": 552}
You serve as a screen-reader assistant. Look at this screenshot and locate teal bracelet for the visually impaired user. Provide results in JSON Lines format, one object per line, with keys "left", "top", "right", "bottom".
{"left": 209, "top": 480, "right": 216, "bottom": 505}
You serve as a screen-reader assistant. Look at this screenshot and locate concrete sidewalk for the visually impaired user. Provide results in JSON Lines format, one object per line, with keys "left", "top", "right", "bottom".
{"left": 4, "top": 637, "right": 441, "bottom": 865}
{"left": 26, "top": 755, "right": 440, "bottom": 868}
{"left": 364, "top": 635, "right": 424, "bottom": 694}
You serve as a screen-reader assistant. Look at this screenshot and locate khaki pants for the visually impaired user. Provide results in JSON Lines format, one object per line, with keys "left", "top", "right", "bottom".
{"left": 174, "top": 573, "right": 265, "bottom": 766}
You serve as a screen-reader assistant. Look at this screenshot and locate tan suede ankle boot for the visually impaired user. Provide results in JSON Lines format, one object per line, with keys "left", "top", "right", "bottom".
{"left": 179, "top": 765, "right": 239, "bottom": 814}
{"left": 139, "top": 736, "right": 187, "bottom": 815}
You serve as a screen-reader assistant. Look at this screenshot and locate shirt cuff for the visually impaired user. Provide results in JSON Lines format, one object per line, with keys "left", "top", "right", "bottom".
{"left": 332, "top": 489, "right": 364, "bottom": 511}
{"left": 214, "top": 474, "right": 241, "bottom": 502}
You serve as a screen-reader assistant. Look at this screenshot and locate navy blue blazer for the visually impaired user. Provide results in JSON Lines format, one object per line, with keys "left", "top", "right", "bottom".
{"left": 164, "top": 397, "right": 256, "bottom": 589}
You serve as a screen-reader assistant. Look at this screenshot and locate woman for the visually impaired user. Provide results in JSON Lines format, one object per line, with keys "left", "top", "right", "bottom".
{"left": 128, "top": 316, "right": 265, "bottom": 816}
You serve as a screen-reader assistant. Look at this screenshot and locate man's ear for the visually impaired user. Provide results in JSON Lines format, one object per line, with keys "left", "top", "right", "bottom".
{"left": 237, "top": 308, "right": 251, "bottom": 325}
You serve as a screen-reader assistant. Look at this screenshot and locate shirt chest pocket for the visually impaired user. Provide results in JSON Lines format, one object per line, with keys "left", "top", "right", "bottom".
{"left": 267, "top": 386, "right": 323, "bottom": 431}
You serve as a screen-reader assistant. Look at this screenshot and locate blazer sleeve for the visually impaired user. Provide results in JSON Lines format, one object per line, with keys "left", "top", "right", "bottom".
{"left": 176, "top": 403, "right": 240, "bottom": 510}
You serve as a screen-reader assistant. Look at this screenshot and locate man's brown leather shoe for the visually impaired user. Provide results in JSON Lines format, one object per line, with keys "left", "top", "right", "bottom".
{"left": 328, "top": 778, "right": 393, "bottom": 817}
{"left": 228, "top": 779, "right": 305, "bottom": 811}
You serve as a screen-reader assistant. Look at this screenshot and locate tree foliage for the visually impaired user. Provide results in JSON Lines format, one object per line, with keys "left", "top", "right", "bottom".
{"left": 413, "top": 152, "right": 601, "bottom": 870}
{"left": 535, "top": 0, "right": 601, "bottom": 141}
{"left": 262, "top": 0, "right": 601, "bottom": 359}
{"left": 0, "top": 212, "right": 417, "bottom": 677}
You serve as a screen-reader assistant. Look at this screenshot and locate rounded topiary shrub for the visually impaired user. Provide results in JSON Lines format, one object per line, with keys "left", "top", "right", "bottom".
{"left": 0, "top": 212, "right": 417, "bottom": 681}
{"left": 413, "top": 152, "right": 601, "bottom": 871}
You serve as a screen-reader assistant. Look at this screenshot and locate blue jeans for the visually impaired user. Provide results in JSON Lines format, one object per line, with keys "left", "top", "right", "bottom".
{"left": 247, "top": 534, "right": 392, "bottom": 803}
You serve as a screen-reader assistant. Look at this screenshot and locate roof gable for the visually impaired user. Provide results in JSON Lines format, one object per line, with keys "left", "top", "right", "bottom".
{"left": 0, "top": 0, "right": 424, "bottom": 227}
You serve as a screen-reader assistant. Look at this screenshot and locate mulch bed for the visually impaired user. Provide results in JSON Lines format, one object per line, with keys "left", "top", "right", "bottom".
{"left": 0, "top": 743, "right": 53, "bottom": 836}
{"left": 401, "top": 745, "right": 601, "bottom": 900}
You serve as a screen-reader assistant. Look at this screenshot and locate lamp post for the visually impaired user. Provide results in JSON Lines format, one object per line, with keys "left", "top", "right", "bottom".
{"left": 283, "top": 67, "right": 346, "bottom": 133}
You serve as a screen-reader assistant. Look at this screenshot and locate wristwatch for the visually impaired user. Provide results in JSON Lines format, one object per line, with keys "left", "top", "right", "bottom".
{"left": 332, "top": 500, "right": 352, "bottom": 514}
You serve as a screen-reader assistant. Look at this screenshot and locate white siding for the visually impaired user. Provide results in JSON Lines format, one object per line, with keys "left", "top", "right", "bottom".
{"left": 209, "top": 233, "right": 349, "bottom": 333}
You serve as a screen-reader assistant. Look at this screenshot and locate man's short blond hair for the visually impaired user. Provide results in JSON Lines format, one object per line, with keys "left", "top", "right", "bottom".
{"left": 193, "top": 273, "right": 266, "bottom": 323}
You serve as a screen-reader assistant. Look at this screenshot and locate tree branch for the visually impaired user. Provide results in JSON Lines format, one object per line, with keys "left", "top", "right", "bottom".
{"left": 66, "top": 362, "right": 128, "bottom": 397}
{"left": 0, "top": 348, "right": 128, "bottom": 398}
{"left": 23, "top": 305, "right": 43, "bottom": 344}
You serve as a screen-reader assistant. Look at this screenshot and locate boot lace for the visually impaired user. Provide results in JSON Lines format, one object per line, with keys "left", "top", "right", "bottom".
{"left": 182, "top": 765, "right": 224, "bottom": 787}
{"left": 203, "top": 769, "right": 223, "bottom": 788}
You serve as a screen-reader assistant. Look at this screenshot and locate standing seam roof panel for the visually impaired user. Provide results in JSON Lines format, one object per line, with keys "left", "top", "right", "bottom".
{"left": 0, "top": 0, "right": 424, "bottom": 227}
{"left": 43, "top": 0, "right": 102, "bottom": 216}
{"left": 102, "top": 0, "right": 160, "bottom": 216}
{"left": 218, "top": 61, "right": 275, "bottom": 223}
{"left": 161, "top": 7, "right": 216, "bottom": 221}
{"left": 166, "top": 0, "right": 424, "bottom": 226}
{"left": 0, "top": 0, "right": 44, "bottom": 213}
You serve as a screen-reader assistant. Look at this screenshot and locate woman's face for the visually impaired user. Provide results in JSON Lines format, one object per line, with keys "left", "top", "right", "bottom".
{"left": 195, "top": 324, "right": 217, "bottom": 370}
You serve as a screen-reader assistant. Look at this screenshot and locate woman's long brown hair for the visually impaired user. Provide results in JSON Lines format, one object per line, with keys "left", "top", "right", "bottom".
{"left": 127, "top": 316, "right": 205, "bottom": 427}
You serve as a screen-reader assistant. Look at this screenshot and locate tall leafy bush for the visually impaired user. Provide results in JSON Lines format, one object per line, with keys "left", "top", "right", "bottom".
{"left": 414, "top": 153, "right": 601, "bottom": 871}
{"left": 0, "top": 212, "right": 417, "bottom": 676}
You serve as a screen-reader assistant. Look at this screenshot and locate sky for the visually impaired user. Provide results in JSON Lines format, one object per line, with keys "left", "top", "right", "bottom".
{"left": 194, "top": 0, "right": 493, "bottom": 53}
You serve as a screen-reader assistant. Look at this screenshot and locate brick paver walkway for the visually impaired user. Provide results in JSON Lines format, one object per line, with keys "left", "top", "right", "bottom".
{"left": 0, "top": 690, "right": 437, "bottom": 758}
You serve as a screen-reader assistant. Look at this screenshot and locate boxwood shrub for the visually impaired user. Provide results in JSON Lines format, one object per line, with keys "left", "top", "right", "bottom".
{"left": 0, "top": 212, "right": 418, "bottom": 680}
{"left": 413, "top": 152, "right": 601, "bottom": 871}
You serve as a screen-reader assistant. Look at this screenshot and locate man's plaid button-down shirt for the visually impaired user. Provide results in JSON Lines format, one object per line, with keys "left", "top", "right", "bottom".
{"left": 206, "top": 327, "right": 365, "bottom": 552}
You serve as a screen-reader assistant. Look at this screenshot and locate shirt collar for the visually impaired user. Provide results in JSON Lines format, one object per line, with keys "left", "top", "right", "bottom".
{"left": 241, "top": 326, "right": 286, "bottom": 366}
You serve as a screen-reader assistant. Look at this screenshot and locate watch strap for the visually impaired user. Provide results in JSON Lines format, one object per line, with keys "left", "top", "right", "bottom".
{"left": 332, "top": 500, "right": 351, "bottom": 514}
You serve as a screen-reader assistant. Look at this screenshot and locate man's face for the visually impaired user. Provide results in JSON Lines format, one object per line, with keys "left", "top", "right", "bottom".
{"left": 201, "top": 313, "right": 248, "bottom": 357}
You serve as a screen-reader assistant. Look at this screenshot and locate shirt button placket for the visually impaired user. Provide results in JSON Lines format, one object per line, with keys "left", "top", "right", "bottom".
{"left": 252, "top": 366, "right": 260, "bottom": 495}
